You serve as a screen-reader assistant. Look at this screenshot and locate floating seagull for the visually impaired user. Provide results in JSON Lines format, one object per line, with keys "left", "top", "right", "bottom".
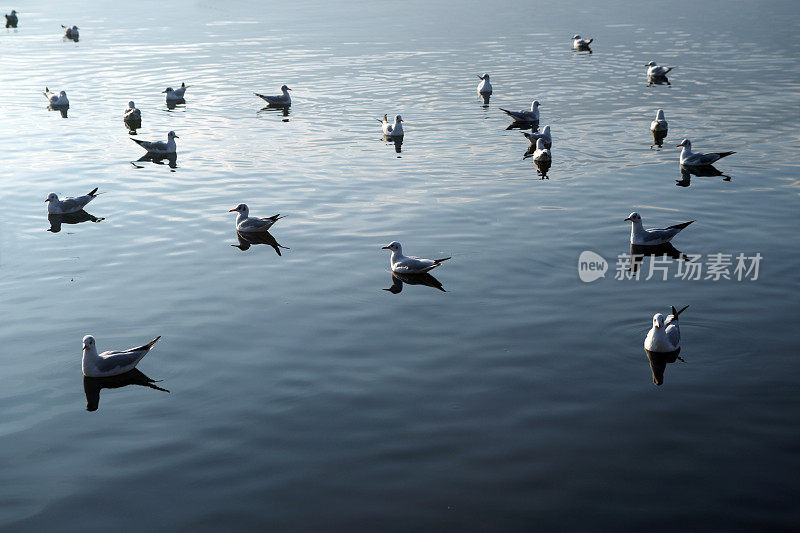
{"left": 43, "top": 87, "right": 69, "bottom": 107}
{"left": 46, "top": 188, "right": 99, "bottom": 214}
{"left": 82, "top": 335, "right": 161, "bottom": 378}
{"left": 676, "top": 139, "right": 735, "bottom": 166}
{"left": 650, "top": 109, "right": 668, "bottom": 132}
{"left": 532, "top": 138, "right": 551, "bottom": 162}
{"left": 500, "top": 100, "right": 540, "bottom": 123}
{"left": 5, "top": 9, "right": 18, "bottom": 27}
{"left": 477, "top": 73, "right": 492, "bottom": 95}
{"left": 646, "top": 61, "right": 673, "bottom": 78}
{"left": 625, "top": 212, "right": 693, "bottom": 245}
{"left": 124, "top": 101, "right": 141, "bottom": 121}
{"left": 523, "top": 125, "right": 551, "bottom": 148}
{"left": 131, "top": 130, "right": 178, "bottom": 154}
{"left": 645, "top": 305, "right": 689, "bottom": 353}
{"left": 62, "top": 24, "right": 78, "bottom": 39}
{"left": 382, "top": 241, "right": 451, "bottom": 274}
{"left": 572, "top": 34, "right": 593, "bottom": 49}
{"left": 228, "top": 203, "right": 285, "bottom": 233}
{"left": 378, "top": 114, "right": 404, "bottom": 138}
{"left": 254, "top": 85, "right": 292, "bottom": 106}
{"left": 162, "top": 82, "right": 188, "bottom": 101}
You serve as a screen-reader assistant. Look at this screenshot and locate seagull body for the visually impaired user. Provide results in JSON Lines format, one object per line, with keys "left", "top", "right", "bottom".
{"left": 645, "top": 305, "right": 689, "bottom": 353}
{"left": 229, "top": 203, "right": 284, "bottom": 233}
{"left": 255, "top": 85, "right": 292, "bottom": 106}
{"left": 677, "top": 139, "right": 735, "bottom": 166}
{"left": 82, "top": 335, "right": 161, "bottom": 378}
{"left": 131, "top": 131, "right": 178, "bottom": 154}
{"left": 378, "top": 114, "right": 404, "bottom": 137}
{"left": 523, "top": 125, "right": 551, "bottom": 148}
{"left": 46, "top": 188, "right": 99, "bottom": 214}
{"left": 162, "top": 82, "right": 188, "bottom": 101}
{"left": 532, "top": 138, "right": 551, "bottom": 162}
{"left": 5, "top": 10, "right": 18, "bottom": 27}
{"left": 625, "top": 212, "right": 693, "bottom": 245}
{"left": 572, "top": 35, "right": 593, "bottom": 49}
{"left": 382, "top": 241, "right": 451, "bottom": 274}
{"left": 650, "top": 109, "right": 668, "bottom": 132}
{"left": 62, "top": 25, "right": 79, "bottom": 39}
{"left": 500, "top": 100, "right": 540, "bottom": 122}
{"left": 477, "top": 74, "right": 492, "bottom": 95}
{"left": 44, "top": 87, "right": 69, "bottom": 107}
{"left": 124, "top": 101, "right": 141, "bottom": 121}
{"left": 646, "top": 61, "right": 673, "bottom": 78}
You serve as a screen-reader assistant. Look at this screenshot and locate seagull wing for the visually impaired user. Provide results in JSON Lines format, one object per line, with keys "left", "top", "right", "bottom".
{"left": 95, "top": 336, "right": 160, "bottom": 374}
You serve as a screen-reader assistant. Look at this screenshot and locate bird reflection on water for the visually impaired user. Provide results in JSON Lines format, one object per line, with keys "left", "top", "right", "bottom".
{"left": 48, "top": 210, "right": 104, "bottom": 233}
{"left": 383, "top": 271, "right": 446, "bottom": 294}
{"left": 628, "top": 242, "right": 690, "bottom": 274}
{"left": 644, "top": 349, "right": 685, "bottom": 386}
{"left": 132, "top": 152, "right": 178, "bottom": 170}
{"left": 676, "top": 164, "right": 731, "bottom": 187}
{"left": 83, "top": 369, "right": 169, "bottom": 412}
{"left": 231, "top": 230, "right": 289, "bottom": 255}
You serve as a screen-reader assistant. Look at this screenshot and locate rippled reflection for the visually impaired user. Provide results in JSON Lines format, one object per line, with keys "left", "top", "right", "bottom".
{"left": 258, "top": 105, "right": 291, "bottom": 121}
{"left": 166, "top": 99, "right": 186, "bottom": 110}
{"left": 48, "top": 210, "right": 104, "bottom": 233}
{"left": 648, "top": 76, "right": 671, "bottom": 86}
{"left": 231, "top": 230, "right": 289, "bottom": 255}
{"left": 124, "top": 117, "right": 142, "bottom": 134}
{"left": 676, "top": 164, "right": 731, "bottom": 187}
{"left": 83, "top": 369, "right": 169, "bottom": 412}
{"left": 629, "top": 243, "right": 689, "bottom": 274}
{"left": 383, "top": 271, "right": 445, "bottom": 294}
{"left": 651, "top": 129, "right": 668, "bottom": 149}
{"left": 48, "top": 105, "right": 68, "bottom": 118}
{"left": 479, "top": 93, "right": 491, "bottom": 107}
{"left": 505, "top": 120, "right": 537, "bottom": 131}
{"left": 533, "top": 158, "right": 551, "bottom": 179}
{"left": 132, "top": 152, "right": 178, "bottom": 170}
{"left": 644, "top": 349, "right": 685, "bottom": 386}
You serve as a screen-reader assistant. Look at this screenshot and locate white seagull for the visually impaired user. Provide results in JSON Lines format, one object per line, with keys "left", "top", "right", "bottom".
{"left": 378, "top": 114, "right": 404, "bottom": 137}
{"left": 500, "top": 100, "right": 540, "bottom": 122}
{"left": 62, "top": 24, "right": 79, "bottom": 39}
{"left": 645, "top": 305, "right": 689, "bottom": 352}
{"left": 255, "top": 85, "right": 292, "bottom": 106}
{"left": 162, "top": 82, "right": 188, "bottom": 101}
{"left": 572, "top": 35, "right": 593, "bottom": 49}
{"left": 523, "top": 125, "right": 551, "bottom": 148}
{"left": 646, "top": 61, "right": 673, "bottom": 78}
{"left": 82, "top": 334, "right": 161, "bottom": 377}
{"left": 131, "top": 131, "right": 178, "bottom": 154}
{"left": 625, "top": 212, "right": 694, "bottom": 245}
{"left": 477, "top": 74, "right": 492, "bottom": 95}
{"left": 124, "top": 101, "right": 141, "bottom": 121}
{"left": 676, "top": 139, "right": 735, "bottom": 166}
{"left": 650, "top": 109, "right": 668, "bottom": 132}
{"left": 382, "top": 241, "right": 451, "bottom": 274}
{"left": 532, "top": 138, "right": 551, "bottom": 162}
{"left": 228, "top": 203, "right": 285, "bottom": 233}
{"left": 46, "top": 188, "right": 99, "bottom": 214}
{"left": 5, "top": 10, "right": 18, "bottom": 27}
{"left": 44, "top": 87, "right": 69, "bottom": 107}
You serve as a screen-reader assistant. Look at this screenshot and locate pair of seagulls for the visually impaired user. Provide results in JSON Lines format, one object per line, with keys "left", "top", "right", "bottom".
{"left": 645, "top": 305, "right": 689, "bottom": 353}
{"left": 44, "top": 87, "right": 69, "bottom": 107}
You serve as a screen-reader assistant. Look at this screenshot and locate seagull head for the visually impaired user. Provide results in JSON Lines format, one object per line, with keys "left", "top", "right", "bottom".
{"left": 59, "top": 91, "right": 67, "bottom": 98}
{"left": 128, "top": 101, "right": 136, "bottom": 108}
{"left": 656, "top": 109, "right": 665, "bottom": 120}
{"left": 228, "top": 203, "right": 249, "bottom": 216}
{"left": 572, "top": 35, "right": 581, "bottom": 40}
{"left": 478, "top": 73, "right": 490, "bottom": 80}
{"left": 652, "top": 314, "right": 665, "bottom": 329}
{"left": 624, "top": 211, "right": 642, "bottom": 223}
{"left": 676, "top": 138, "right": 691, "bottom": 148}
{"left": 532, "top": 100, "right": 541, "bottom": 109}
{"left": 82, "top": 335, "right": 95, "bottom": 351}
{"left": 168, "top": 130, "right": 179, "bottom": 139}
{"left": 11, "top": 10, "right": 16, "bottom": 15}
{"left": 162, "top": 87, "right": 174, "bottom": 94}
{"left": 542, "top": 125, "right": 551, "bottom": 135}
{"left": 536, "top": 138, "right": 547, "bottom": 150}
{"left": 45, "top": 192, "right": 58, "bottom": 203}
{"left": 646, "top": 61, "right": 657, "bottom": 67}
{"left": 72, "top": 25, "right": 79, "bottom": 30}
{"left": 382, "top": 241, "right": 402, "bottom": 254}
{"left": 394, "top": 115, "right": 403, "bottom": 123}
{"left": 281, "top": 85, "right": 292, "bottom": 92}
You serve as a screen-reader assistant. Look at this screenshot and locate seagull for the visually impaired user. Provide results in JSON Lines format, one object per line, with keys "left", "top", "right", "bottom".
{"left": 645, "top": 305, "right": 689, "bottom": 353}
{"left": 82, "top": 335, "right": 161, "bottom": 378}
{"left": 124, "top": 101, "right": 141, "bottom": 121}
{"left": 254, "top": 85, "right": 292, "bottom": 106}
{"left": 5, "top": 10, "right": 18, "bottom": 27}
{"left": 62, "top": 24, "right": 79, "bottom": 39}
{"left": 131, "top": 131, "right": 178, "bottom": 154}
{"left": 228, "top": 203, "right": 285, "bottom": 233}
{"left": 572, "top": 35, "right": 593, "bottom": 49}
{"left": 500, "top": 100, "right": 540, "bottom": 122}
{"left": 523, "top": 125, "right": 551, "bottom": 148}
{"left": 378, "top": 114, "right": 404, "bottom": 137}
{"left": 43, "top": 87, "right": 69, "bottom": 107}
{"left": 382, "top": 241, "right": 451, "bottom": 274}
{"left": 650, "top": 109, "right": 668, "bottom": 132}
{"left": 646, "top": 61, "right": 673, "bottom": 78}
{"left": 676, "top": 139, "right": 735, "bottom": 166}
{"left": 477, "top": 74, "right": 492, "bottom": 95}
{"left": 46, "top": 188, "right": 99, "bottom": 214}
{"left": 625, "top": 212, "right": 693, "bottom": 245}
{"left": 162, "top": 82, "right": 188, "bottom": 101}
{"left": 532, "top": 138, "right": 551, "bottom": 161}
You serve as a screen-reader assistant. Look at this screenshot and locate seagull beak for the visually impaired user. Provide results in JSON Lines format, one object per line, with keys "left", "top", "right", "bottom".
{"left": 228, "top": 209, "right": 237, "bottom": 212}
{"left": 173, "top": 135, "right": 179, "bottom": 138}
{"left": 381, "top": 246, "right": 391, "bottom": 249}
{"left": 287, "top": 88, "right": 292, "bottom": 91}
{"left": 624, "top": 217, "right": 632, "bottom": 222}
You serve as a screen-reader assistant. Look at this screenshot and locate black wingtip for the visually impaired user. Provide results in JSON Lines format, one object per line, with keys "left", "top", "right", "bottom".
{"left": 676, "top": 304, "right": 689, "bottom": 316}
{"left": 88, "top": 187, "right": 99, "bottom": 196}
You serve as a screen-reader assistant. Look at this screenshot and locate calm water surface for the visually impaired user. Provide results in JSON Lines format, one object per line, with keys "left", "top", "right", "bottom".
{"left": 1, "top": 0, "right": 799, "bottom": 530}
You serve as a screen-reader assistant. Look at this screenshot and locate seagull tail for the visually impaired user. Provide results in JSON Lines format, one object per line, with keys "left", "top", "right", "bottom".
{"left": 674, "top": 304, "right": 690, "bottom": 317}
{"left": 144, "top": 336, "right": 162, "bottom": 349}
{"left": 87, "top": 187, "right": 99, "bottom": 197}
{"left": 61, "top": 24, "right": 66, "bottom": 28}
{"left": 433, "top": 257, "right": 452, "bottom": 264}
{"left": 715, "top": 151, "right": 736, "bottom": 159}
{"left": 664, "top": 67, "right": 674, "bottom": 74}
{"left": 254, "top": 93, "right": 269, "bottom": 101}
{"left": 499, "top": 108, "right": 516, "bottom": 117}
{"left": 666, "top": 220, "right": 694, "bottom": 231}
{"left": 587, "top": 38, "right": 594, "bottom": 44}
{"left": 130, "top": 138, "right": 146, "bottom": 147}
